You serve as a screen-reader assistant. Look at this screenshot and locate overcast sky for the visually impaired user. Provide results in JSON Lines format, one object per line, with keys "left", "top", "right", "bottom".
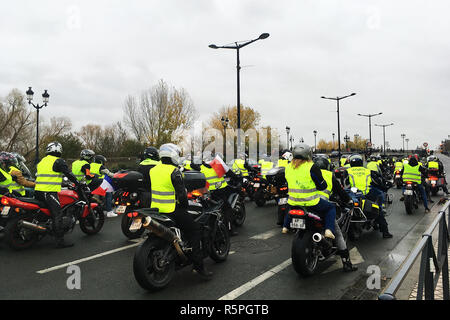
{"left": 1, "top": 0, "right": 449, "bottom": 150}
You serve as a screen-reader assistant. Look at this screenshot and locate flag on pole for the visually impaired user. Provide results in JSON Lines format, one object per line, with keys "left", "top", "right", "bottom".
{"left": 91, "top": 175, "right": 115, "bottom": 197}
{"left": 209, "top": 155, "right": 229, "bottom": 178}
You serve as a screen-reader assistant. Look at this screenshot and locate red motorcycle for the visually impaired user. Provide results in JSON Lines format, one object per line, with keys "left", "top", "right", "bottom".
{"left": 427, "top": 169, "right": 446, "bottom": 196}
{"left": 0, "top": 184, "right": 104, "bottom": 250}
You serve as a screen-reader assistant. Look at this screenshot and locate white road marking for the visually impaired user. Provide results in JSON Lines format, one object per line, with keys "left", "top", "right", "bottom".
{"left": 36, "top": 240, "right": 144, "bottom": 274}
{"left": 322, "top": 247, "right": 365, "bottom": 274}
{"left": 218, "top": 258, "right": 292, "bottom": 300}
{"left": 250, "top": 228, "right": 280, "bottom": 240}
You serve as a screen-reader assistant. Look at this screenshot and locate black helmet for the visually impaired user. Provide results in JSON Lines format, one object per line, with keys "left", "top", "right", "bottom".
{"left": 292, "top": 144, "right": 312, "bottom": 160}
{"left": 314, "top": 156, "right": 330, "bottom": 171}
{"left": 143, "top": 146, "right": 159, "bottom": 161}
{"left": 349, "top": 154, "right": 364, "bottom": 167}
{"left": 94, "top": 155, "right": 107, "bottom": 164}
{"left": 0, "top": 152, "right": 18, "bottom": 168}
{"left": 80, "top": 149, "right": 95, "bottom": 161}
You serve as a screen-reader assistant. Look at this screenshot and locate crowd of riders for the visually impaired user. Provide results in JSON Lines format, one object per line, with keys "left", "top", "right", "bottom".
{"left": 1, "top": 139, "right": 449, "bottom": 278}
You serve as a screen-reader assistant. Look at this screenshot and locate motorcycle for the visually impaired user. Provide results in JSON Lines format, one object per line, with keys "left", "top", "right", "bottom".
{"left": 393, "top": 170, "right": 403, "bottom": 189}
{"left": 265, "top": 167, "right": 288, "bottom": 226}
{"left": 427, "top": 169, "right": 446, "bottom": 196}
{"left": 403, "top": 181, "right": 421, "bottom": 215}
{"left": 111, "top": 171, "right": 149, "bottom": 239}
{"left": 0, "top": 183, "right": 104, "bottom": 250}
{"left": 131, "top": 171, "right": 230, "bottom": 291}
{"left": 289, "top": 200, "right": 353, "bottom": 276}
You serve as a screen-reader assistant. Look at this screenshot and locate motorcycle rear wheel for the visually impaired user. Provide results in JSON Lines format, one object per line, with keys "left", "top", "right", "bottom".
{"left": 133, "top": 236, "right": 175, "bottom": 291}
{"left": 291, "top": 230, "right": 319, "bottom": 277}
{"left": 4, "top": 216, "right": 40, "bottom": 250}
{"left": 254, "top": 190, "right": 266, "bottom": 207}
{"left": 121, "top": 213, "right": 145, "bottom": 239}
{"left": 404, "top": 195, "right": 414, "bottom": 215}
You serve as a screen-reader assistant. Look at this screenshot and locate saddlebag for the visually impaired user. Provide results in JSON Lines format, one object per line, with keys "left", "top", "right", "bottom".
{"left": 361, "top": 199, "right": 380, "bottom": 219}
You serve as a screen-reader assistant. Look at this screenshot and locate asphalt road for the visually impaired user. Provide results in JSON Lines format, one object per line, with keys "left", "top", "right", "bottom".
{"left": 1, "top": 155, "right": 449, "bottom": 300}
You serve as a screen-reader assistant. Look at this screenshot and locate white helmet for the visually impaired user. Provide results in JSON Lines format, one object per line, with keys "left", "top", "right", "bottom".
{"left": 46, "top": 142, "right": 63, "bottom": 156}
{"left": 159, "top": 143, "right": 181, "bottom": 165}
{"left": 281, "top": 151, "right": 293, "bottom": 162}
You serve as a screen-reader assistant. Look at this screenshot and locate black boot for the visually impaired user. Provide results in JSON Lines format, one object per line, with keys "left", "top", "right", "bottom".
{"left": 338, "top": 250, "right": 358, "bottom": 272}
{"left": 193, "top": 262, "right": 213, "bottom": 280}
{"left": 55, "top": 237, "right": 74, "bottom": 249}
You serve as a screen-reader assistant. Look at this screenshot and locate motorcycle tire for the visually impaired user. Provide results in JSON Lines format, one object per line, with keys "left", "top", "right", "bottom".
{"left": 233, "top": 201, "right": 246, "bottom": 227}
{"left": 4, "top": 216, "right": 40, "bottom": 250}
{"left": 209, "top": 221, "right": 230, "bottom": 262}
{"left": 121, "top": 213, "right": 145, "bottom": 239}
{"left": 348, "top": 223, "right": 363, "bottom": 242}
{"left": 404, "top": 195, "right": 414, "bottom": 215}
{"left": 254, "top": 190, "right": 266, "bottom": 207}
{"left": 133, "top": 236, "right": 175, "bottom": 291}
{"left": 79, "top": 206, "right": 105, "bottom": 235}
{"left": 291, "top": 230, "right": 319, "bottom": 277}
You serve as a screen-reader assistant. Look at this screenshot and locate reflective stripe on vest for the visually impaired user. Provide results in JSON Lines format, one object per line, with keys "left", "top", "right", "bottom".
{"left": 140, "top": 159, "right": 160, "bottom": 166}
{"left": 402, "top": 163, "right": 421, "bottom": 183}
{"left": 285, "top": 161, "right": 321, "bottom": 207}
{"left": 428, "top": 161, "right": 439, "bottom": 170}
{"left": 318, "top": 169, "right": 333, "bottom": 200}
{"left": 232, "top": 159, "right": 248, "bottom": 176}
{"left": 8, "top": 166, "right": 25, "bottom": 196}
{"left": 201, "top": 165, "right": 227, "bottom": 191}
{"left": 346, "top": 167, "right": 372, "bottom": 195}
{"left": 35, "top": 155, "right": 63, "bottom": 192}
{"left": 71, "top": 159, "right": 90, "bottom": 182}
{"left": 149, "top": 163, "right": 177, "bottom": 213}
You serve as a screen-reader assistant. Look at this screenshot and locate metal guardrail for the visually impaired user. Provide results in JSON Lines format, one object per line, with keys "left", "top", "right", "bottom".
{"left": 378, "top": 198, "right": 450, "bottom": 300}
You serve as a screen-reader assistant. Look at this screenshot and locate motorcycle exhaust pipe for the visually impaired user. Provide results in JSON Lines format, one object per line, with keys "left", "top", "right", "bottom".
{"left": 312, "top": 232, "right": 332, "bottom": 250}
{"left": 17, "top": 220, "right": 47, "bottom": 233}
{"left": 142, "top": 216, "right": 188, "bottom": 262}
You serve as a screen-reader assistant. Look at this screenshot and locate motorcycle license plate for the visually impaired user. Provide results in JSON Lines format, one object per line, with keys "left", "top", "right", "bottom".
{"left": 129, "top": 218, "right": 142, "bottom": 231}
{"left": 253, "top": 183, "right": 260, "bottom": 188}
{"left": 1, "top": 206, "right": 10, "bottom": 216}
{"left": 115, "top": 205, "right": 127, "bottom": 214}
{"left": 404, "top": 190, "right": 413, "bottom": 195}
{"left": 290, "top": 218, "right": 305, "bottom": 229}
{"left": 278, "top": 198, "right": 288, "bottom": 205}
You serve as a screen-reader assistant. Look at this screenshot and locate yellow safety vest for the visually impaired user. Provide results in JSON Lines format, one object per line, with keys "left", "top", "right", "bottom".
{"left": 428, "top": 161, "right": 439, "bottom": 170}
{"left": 35, "top": 155, "right": 63, "bottom": 193}
{"left": 318, "top": 169, "right": 333, "bottom": 200}
{"left": 402, "top": 163, "right": 421, "bottom": 183}
{"left": 0, "top": 167, "right": 14, "bottom": 195}
{"left": 394, "top": 162, "right": 403, "bottom": 172}
{"left": 90, "top": 163, "right": 104, "bottom": 179}
{"left": 71, "top": 159, "right": 91, "bottom": 184}
{"left": 183, "top": 160, "right": 192, "bottom": 171}
{"left": 201, "top": 165, "right": 227, "bottom": 191}
{"left": 260, "top": 161, "right": 274, "bottom": 179}
{"left": 367, "top": 161, "right": 380, "bottom": 173}
{"left": 232, "top": 159, "right": 248, "bottom": 177}
{"left": 8, "top": 166, "right": 26, "bottom": 196}
{"left": 277, "top": 159, "right": 289, "bottom": 168}
{"left": 346, "top": 167, "right": 372, "bottom": 195}
{"left": 285, "top": 161, "right": 321, "bottom": 207}
{"left": 149, "top": 163, "right": 177, "bottom": 214}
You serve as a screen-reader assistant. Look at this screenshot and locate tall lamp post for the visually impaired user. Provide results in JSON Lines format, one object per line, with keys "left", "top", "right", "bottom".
{"left": 405, "top": 138, "right": 409, "bottom": 153}
{"left": 313, "top": 130, "right": 317, "bottom": 153}
{"left": 26, "top": 87, "right": 49, "bottom": 166}
{"left": 344, "top": 132, "right": 350, "bottom": 151}
{"left": 332, "top": 133, "right": 335, "bottom": 151}
{"left": 300, "top": 137, "right": 304, "bottom": 143}
{"left": 221, "top": 116, "right": 229, "bottom": 161}
{"left": 357, "top": 112, "right": 382, "bottom": 146}
{"left": 286, "top": 126, "right": 290, "bottom": 150}
{"left": 401, "top": 134, "right": 406, "bottom": 152}
{"left": 209, "top": 33, "right": 270, "bottom": 155}
{"left": 321, "top": 93, "right": 356, "bottom": 159}
{"left": 375, "top": 123, "right": 394, "bottom": 155}
{"left": 289, "top": 135, "right": 294, "bottom": 150}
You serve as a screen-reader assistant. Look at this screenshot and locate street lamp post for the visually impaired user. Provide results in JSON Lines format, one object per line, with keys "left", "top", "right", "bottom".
{"left": 286, "top": 126, "right": 290, "bottom": 150}
{"left": 221, "top": 116, "right": 229, "bottom": 161}
{"left": 357, "top": 112, "right": 382, "bottom": 145}
{"left": 313, "top": 130, "right": 317, "bottom": 153}
{"left": 405, "top": 138, "right": 410, "bottom": 152}
{"left": 300, "top": 137, "right": 304, "bottom": 143}
{"left": 332, "top": 133, "right": 335, "bottom": 151}
{"left": 375, "top": 123, "right": 394, "bottom": 155}
{"left": 26, "top": 87, "right": 49, "bottom": 166}
{"left": 321, "top": 93, "right": 356, "bottom": 159}
{"left": 289, "top": 135, "right": 294, "bottom": 150}
{"left": 401, "top": 134, "right": 406, "bottom": 152}
{"left": 209, "top": 33, "right": 270, "bottom": 155}
{"left": 344, "top": 132, "right": 350, "bottom": 151}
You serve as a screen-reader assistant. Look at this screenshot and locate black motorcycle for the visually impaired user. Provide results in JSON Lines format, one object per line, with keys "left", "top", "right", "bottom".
{"left": 265, "top": 167, "right": 289, "bottom": 226}
{"left": 131, "top": 171, "right": 230, "bottom": 291}
{"left": 403, "top": 181, "right": 421, "bottom": 215}
{"left": 289, "top": 200, "right": 353, "bottom": 277}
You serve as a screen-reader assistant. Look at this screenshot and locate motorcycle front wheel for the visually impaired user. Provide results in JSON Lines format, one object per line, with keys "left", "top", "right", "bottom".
{"left": 233, "top": 200, "right": 246, "bottom": 227}
{"left": 79, "top": 206, "right": 105, "bottom": 235}
{"left": 291, "top": 230, "right": 319, "bottom": 277}
{"left": 209, "top": 221, "right": 230, "bottom": 262}
{"left": 133, "top": 236, "right": 175, "bottom": 291}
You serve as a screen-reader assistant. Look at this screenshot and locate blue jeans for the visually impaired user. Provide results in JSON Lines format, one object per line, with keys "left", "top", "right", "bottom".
{"left": 105, "top": 192, "right": 113, "bottom": 211}
{"left": 283, "top": 198, "right": 336, "bottom": 232}
{"left": 402, "top": 184, "right": 428, "bottom": 209}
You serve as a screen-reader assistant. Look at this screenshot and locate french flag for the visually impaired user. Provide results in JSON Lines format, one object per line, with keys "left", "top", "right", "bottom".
{"left": 209, "top": 155, "right": 230, "bottom": 178}
{"left": 92, "top": 175, "right": 115, "bottom": 197}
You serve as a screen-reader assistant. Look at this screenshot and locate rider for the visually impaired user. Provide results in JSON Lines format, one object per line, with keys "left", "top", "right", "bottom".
{"left": 260, "top": 155, "right": 274, "bottom": 179}
{"left": 34, "top": 142, "right": 82, "bottom": 248}
{"left": 277, "top": 150, "right": 292, "bottom": 168}
{"left": 313, "top": 156, "right": 358, "bottom": 272}
{"left": 344, "top": 154, "right": 393, "bottom": 238}
{"left": 191, "top": 151, "right": 240, "bottom": 236}
{"left": 149, "top": 143, "right": 212, "bottom": 280}
{"left": 71, "top": 149, "right": 96, "bottom": 185}
{"left": 138, "top": 147, "right": 160, "bottom": 188}
{"left": 367, "top": 155, "right": 381, "bottom": 174}
{"left": 90, "top": 155, "right": 117, "bottom": 217}
{"left": 284, "top": 144, "right": 336, "bottom": 240}
{"left": 427, "top": 155, "right": 450, "bottom": 195}
{"left": 400, "top": 154, "right": 431, "bottom": 212}
{"left": 0, "top": 152, "right": 35, "bottom": 196}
